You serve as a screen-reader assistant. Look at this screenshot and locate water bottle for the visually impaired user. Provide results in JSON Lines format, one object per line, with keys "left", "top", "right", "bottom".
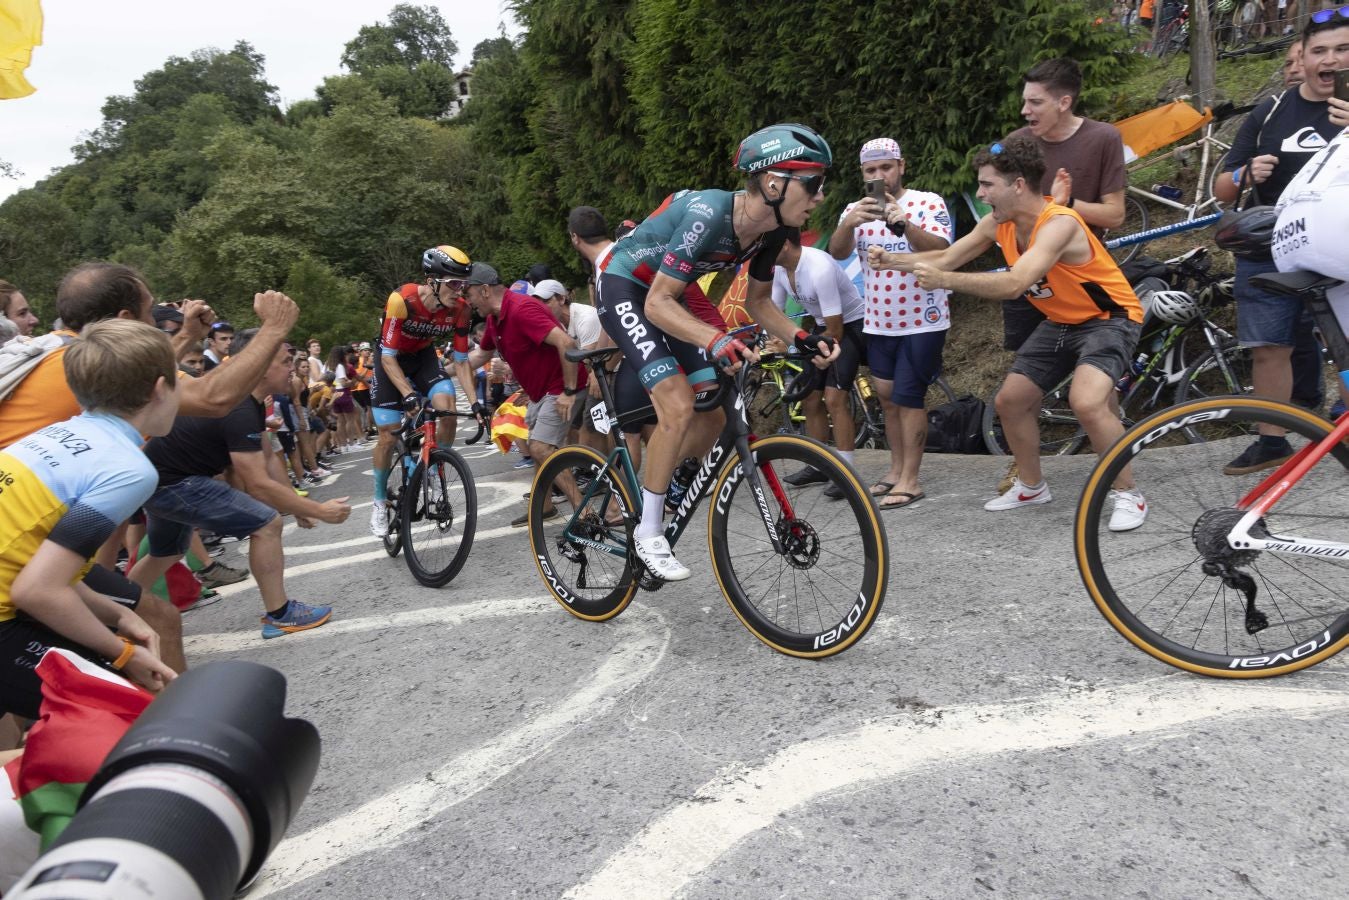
{"left": 665, "top": 457, "right": 699, "bottom": 509}
{"left": 1151, "top": 184, "right": 1183, "bottom": 202}
{"left": 1131, "top": 352, "right": 1148, "bottom": 376}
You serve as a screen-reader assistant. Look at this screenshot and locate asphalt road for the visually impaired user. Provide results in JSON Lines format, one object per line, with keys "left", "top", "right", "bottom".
{"left": 177, "top": 436, "right": 1348, "bottom": 900}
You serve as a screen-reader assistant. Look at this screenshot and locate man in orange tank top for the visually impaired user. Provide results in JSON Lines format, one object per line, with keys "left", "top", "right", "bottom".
{"left": 867, "top": 136, "right": 1148, "bottom": 531}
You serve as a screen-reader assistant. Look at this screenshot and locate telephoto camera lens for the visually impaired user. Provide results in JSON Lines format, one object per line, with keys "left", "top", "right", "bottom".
{"left": 7, "top": 660, "right": 319, "bottom": 900}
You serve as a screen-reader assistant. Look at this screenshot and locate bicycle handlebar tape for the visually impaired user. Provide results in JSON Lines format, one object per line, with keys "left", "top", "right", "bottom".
{"left": 707, "top": 332, "right": 748, "bottom": 370}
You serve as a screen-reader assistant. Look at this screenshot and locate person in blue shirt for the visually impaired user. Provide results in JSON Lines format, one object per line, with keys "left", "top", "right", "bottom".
{"left": 0, "top": 320, "right": 180, "bottom": 718}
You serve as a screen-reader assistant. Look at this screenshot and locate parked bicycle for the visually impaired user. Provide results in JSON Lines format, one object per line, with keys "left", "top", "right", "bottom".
{"left": 1112, "top": 101, "right": 1251, "bottom": 263}
{"left": 381, "top": 401, "right": 483, "bottom": 587}
{"left": 1075, "top": 268, "right": 1349, "bottom": 677}
{"left": 528, "top": 326, "right": 889, "bottom": 658}
{"left": 743, "top": 348, "right": 955, "bottom": 451}
{"left": 982, "top": 247, "right": 1237, "bottom": 455}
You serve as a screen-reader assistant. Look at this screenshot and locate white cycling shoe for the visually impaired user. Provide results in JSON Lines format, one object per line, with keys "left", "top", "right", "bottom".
{"left": 369, "top": 502, "right": 389, "bottom": 537}
{"left": 633, "top": 534, "right": 691, "bottom": 582}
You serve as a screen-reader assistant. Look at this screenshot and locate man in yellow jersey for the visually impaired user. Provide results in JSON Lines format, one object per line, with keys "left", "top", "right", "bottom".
{"left": 868, "top": 136, "right": 1147, "bottom": 530}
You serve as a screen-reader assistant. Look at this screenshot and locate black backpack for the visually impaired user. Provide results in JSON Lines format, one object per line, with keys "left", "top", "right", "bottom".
{"left": 925, "top": 394, "right": 987, "bottom": 454}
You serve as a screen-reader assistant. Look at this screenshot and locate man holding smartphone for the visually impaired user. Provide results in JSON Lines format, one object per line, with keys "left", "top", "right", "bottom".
{"left": 828, "top": 137, "right": 952, "bottom": 510}
{"left": 1213, "top": 9, "right": 1349, "bottom": 476}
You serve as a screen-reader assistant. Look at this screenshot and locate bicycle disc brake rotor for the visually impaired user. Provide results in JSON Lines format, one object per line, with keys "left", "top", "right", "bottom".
{"left": 778, "top": 517, "right": 820, "bottom": 569}
{"left": 1191, "top": 507, "right": 1260, "bottom": 566}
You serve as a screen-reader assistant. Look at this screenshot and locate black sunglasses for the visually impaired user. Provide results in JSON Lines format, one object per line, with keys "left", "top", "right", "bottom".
{"left": 777, "top": 171, "right": 826, "bottom": 195}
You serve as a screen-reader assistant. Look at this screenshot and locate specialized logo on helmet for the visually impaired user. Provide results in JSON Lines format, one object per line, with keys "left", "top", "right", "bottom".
{"left": 747, "top": 146, "right": 805, "bottom": 173}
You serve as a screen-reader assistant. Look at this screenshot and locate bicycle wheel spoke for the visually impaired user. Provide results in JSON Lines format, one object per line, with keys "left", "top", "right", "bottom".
{"left": 530, "top": 448, "right": 637, "bottom": 620}
{"left": 709, "top": 436, "right": 886, "bottom": 657}
{"left": 1077, "top": 398, "right": 1349, "bottom": 675}
{"left": 401, "top": 449, "right": 476, "bottom": 587}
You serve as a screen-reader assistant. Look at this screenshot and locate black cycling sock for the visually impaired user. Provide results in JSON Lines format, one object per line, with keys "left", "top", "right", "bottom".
{"left": 266, "top": 600, "right": 290, "bottom": 621}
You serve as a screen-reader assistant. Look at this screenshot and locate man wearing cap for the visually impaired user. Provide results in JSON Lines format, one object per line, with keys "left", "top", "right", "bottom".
{"left": 828, "top": 136, "right": 953, "bottom": 510}
{"left": 463, "top": 264, "right": 586, "bottom": 527}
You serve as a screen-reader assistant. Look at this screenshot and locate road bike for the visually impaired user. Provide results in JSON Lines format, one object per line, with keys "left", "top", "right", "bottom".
{"left": 982, "top": 247, "right": 1236, "bottom": 455}
{"left": 743, "top": 350, "right": 955, "bottom": 451}
{"left": 528, "top": 327, "right": 889, "bottom": 658}
{"left": 381, "top": 402, "right": 483, "bottom": 587}
{"left": 1118, "top": 102, "right": 1250, "bottom": 261}
{"left": 1075, "top": 268, "right": 1349, "bottom": 677}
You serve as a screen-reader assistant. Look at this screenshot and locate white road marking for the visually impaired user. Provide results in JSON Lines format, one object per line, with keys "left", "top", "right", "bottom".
{"left": 247, "top": 607, "right": 670, "bottom": 897}
{"left": 184, "top": 595, "right": 552, "bottom": 655}
{"left": 564, "top": 679, "right": 1349, "bottom": 898}
{"left": 200, "top": 519, "right": 527, "bottom": 603}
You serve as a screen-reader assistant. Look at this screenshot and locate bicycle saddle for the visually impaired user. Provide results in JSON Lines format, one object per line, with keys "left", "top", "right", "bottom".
{"left": 1249, "top": 270, "right": 1344, "bottom": 299}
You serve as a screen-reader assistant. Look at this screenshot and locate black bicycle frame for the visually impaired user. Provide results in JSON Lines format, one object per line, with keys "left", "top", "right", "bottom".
{"left": 574, "top": 348, "right": 790, "bottom": 559}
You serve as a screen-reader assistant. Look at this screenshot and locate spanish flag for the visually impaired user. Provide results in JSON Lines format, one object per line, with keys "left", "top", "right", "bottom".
{"left": 0, "top": 0, "right": 42, "bottom": 99}
{"left": 491, "top": 390, "right": 530, "bottom": 454}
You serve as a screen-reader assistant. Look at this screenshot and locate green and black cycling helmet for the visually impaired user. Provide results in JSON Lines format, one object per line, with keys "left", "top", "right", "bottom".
{"left": 422, "top": 245, "right": 473, "bottom": 280}
{"left": 733, "top": 123, "right": 832, "bottom": 176}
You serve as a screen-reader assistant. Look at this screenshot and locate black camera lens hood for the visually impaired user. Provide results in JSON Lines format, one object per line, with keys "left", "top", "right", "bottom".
{"left": 81, "top": 660, "right": 320, "bottom": 886}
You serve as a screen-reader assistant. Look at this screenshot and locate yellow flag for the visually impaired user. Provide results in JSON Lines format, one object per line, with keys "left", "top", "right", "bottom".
{"left": 0, "top": 0, "right": 44, "bottom": 99}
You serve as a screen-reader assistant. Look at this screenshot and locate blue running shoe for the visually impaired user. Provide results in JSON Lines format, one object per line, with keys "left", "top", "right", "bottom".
{"left": 260, "top": 600, "right": 333, "bottom": 639}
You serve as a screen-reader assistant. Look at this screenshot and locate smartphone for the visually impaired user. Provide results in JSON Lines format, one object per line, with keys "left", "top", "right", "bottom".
{"left": 1336, "top": 69, "right": 1349, "bottom": 103}
{"left": 865, "top": 178, "right": 887, "bottom": 208}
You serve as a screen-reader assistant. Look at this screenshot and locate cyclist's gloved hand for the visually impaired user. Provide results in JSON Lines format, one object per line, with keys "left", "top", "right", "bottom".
{"left": 794, "top": 330, "right": 836, "bottom": 358}
{"left": 707, "top": 332, "right": 750, "bottom": 370}
{"left": 471, "top": 401, "right": 488, "bottom": 425}
{"left": 402, "top": 393, "right": 421, "bottom": 413}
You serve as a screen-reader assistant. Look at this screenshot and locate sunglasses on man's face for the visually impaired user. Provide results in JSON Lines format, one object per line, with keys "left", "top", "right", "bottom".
{"left": 777, "top": 172, "right": 826, "bottom": 195}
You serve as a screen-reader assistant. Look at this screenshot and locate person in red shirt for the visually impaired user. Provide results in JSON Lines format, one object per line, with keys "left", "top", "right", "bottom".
{"left": 462, "top": 263, "right": 585, "bottom": 527}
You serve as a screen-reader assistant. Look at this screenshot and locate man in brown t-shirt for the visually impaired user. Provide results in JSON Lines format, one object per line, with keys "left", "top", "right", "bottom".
{"left": 1001, "top": 57, "right": 1127, "bottom": 352}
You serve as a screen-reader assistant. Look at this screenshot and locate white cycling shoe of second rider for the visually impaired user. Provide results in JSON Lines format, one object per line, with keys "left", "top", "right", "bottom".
{"left": 369, "top": 502, "right": 389, "bottom": 537}
{"left": 633, "top": 534, "right": 691, "bottom": 582}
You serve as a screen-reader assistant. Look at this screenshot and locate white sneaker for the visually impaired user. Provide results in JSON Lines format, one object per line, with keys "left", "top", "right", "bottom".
{"left": 1107, "top": 488, "right": 1147, "bottom": 532}
{"left": 984, "top": 476, "right": 1052, "bottom": 511}
{"left": 633, "top": 534, "right": 691, "bottom": 582}
{"left": 369, "top": 502, "right": 389, "bottom": 537}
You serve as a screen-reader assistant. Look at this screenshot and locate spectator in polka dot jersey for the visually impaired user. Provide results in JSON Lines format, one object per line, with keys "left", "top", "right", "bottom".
{"left": 828, "top": 137, "right": 953, "bottom": 510}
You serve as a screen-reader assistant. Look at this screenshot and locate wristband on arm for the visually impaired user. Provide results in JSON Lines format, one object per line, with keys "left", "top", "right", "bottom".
{"left": 110, "top": 638, "right": 136, "bottom": 671}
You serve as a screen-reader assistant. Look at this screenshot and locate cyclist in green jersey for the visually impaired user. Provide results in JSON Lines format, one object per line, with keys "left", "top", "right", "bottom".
{"left": 596, "top": 124, "right": 841, "bottom": 580}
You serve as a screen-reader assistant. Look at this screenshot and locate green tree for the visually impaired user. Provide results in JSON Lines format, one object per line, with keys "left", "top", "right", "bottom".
{"left": 341, "top": 3, "right": 458, "bottom": 73}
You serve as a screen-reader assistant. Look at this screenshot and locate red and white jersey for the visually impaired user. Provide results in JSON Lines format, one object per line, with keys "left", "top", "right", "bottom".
{"left": 841, "top": 189, "right": 953, "bottom": 336}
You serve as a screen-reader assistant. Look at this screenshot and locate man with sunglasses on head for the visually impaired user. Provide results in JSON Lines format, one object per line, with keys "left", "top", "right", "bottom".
{"left": 828, "top": 137, "right": 953, "bottom": 511}
{"left": 1212, "top": 7, "right": 1349, "bottom": 476}
{"left": 596, "top": 124, "right": 841, "bottom": 581}
{"left": 368, "top": 245, "right": 487, "bottom": 537}
{"left": 202, "top": 320, "right": 233, "bottom": 372}
{"left": 868, "top": 137, "right": 1148, "bottom": 531}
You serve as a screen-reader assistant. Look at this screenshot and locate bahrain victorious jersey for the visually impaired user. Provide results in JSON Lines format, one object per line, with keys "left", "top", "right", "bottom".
{"left": 604, "top": 189, "right": 787, "bottom": 287}
{"left": 379, "top": 284, "right": 471, "bottom": 358}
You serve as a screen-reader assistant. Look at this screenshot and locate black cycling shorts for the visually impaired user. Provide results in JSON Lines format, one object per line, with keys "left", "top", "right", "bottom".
{"left": 811, "top": 319, "right": 867, "bottom": 392}
{"left": 371, "top": 346, "right": 450, "bottom": 409}
{"left": 595, "top": 273, "right": 718, "bottom": 392}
